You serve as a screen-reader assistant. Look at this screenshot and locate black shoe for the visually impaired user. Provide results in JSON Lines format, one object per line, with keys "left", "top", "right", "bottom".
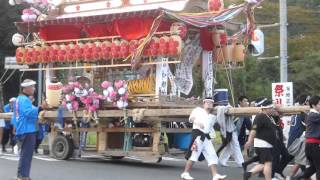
{"left": 242, "top": 162, "right": 247, "bottom": 171}
{"left": 243, "top": 172, "right": 251, "bottom": 180}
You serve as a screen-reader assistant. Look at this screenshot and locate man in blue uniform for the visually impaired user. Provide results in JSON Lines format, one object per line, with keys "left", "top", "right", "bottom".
{"left": 3, "top": 97, "right": 17, "bottom": 153}
{"left": 14, "top": 79, "right": 48, "bottom": 180}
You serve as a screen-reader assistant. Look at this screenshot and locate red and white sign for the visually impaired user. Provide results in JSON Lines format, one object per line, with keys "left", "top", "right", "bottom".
{"left": 60, "top": 0, "right": 189, "bottom": 19}
{"left": 272, "top": 82, "right": 293, "bottom": 106}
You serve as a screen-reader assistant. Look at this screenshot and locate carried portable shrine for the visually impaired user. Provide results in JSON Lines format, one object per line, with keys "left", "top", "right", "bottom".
{"left": 1, "top": 0, "right": 273, "bottom": 162}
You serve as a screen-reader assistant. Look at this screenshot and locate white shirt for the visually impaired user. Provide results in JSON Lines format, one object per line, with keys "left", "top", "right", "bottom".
{"left": 254, "top": 138, "right": 273, "bottom": 148}
{"left": 310, "top": 109, "right": 319, "bottom": 114}
{"left": 189, "top": 107, "right": 216, "bottom": 134}
{"left": 0, "top": 119, "right": 5, "bottom": 128}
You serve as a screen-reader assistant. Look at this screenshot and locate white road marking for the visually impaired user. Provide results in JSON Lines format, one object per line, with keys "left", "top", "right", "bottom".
{"left": 125, "top": 156, "right": 142, "bottom": 161}
{"left": 162, "top": 157, "right": 185, "bottom": 162}
{"left": 33, "top": 156, "right": 61, "bottom": 162}
{"left": 0, "top": 154, "right": 19, "bottom": 161}
{"left": 0, "top": 153, "right": 60, "bottom": 162}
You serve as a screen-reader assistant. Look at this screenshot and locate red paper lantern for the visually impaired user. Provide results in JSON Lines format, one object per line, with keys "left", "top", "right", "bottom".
{"left": 46, "top": 46, "right": 53, "bottom": 62}
{"left": 74, "top": 43, "right": 84, "bottom": 61}
{"left": 144, "top": 48, "right": 151, "bottom": 57}
{"left": 119, "top": 40, "right": 129, "bottom": 58}
{"left": 101, "top": 40, "right": 111, "bottom": 60}
{"left": 90, "top": 43, "right": 99, "bottom": 61}
{"left": 16, "top": 47, "right": 25, "bottom": 64}
{"left": 111, "top": 40, "right": 121, "bottom": 59}
{"left": 129, "top": 40, "right": 138, "bottom": 54}
{"left": 143, "top": 41, "right": 152, "bottom": 57}
{"left": 84, "top": 42, "right": 95, "bottom": 62}
{"left": 149, "top": 37, "right": 159, "bottom": 56}
{"left": 93, "top": 42, "right": 102, "bottom": 60}
{"left": 57, "top": 44, "right": 67, "bottom": 62}
{"left": 40, "top": 45, "right": 49, "bottom": 63}
{"left": 25, "top": 47, "right": 33, "bottom": 64}
{"left": 168, "top": 35, "right": 183, "bottom": 56}
{"left": 211, "top": 29, "right": 227, "bottom": 47}
{"left": 149, "top": 37, "right": 159, "bottom": 49}
{"left": 208, "top": 0, "right": 224, "bottom": 12}
{"left": 31, "top": 46, "right": 41, "bottom": 63}
{"left": 170, "top": 22, "right": 188, "bottom": 39}
{"left": 49, "top": 44, "right": 60, "bottom": 63}
{"left": 159, "top": 36, "right": 169, "bottom": 55}
{"left": 220, "top": 33, "right": 228, "bottom": 46}
{"left": 65, "top": 43, "right": 76, "bottom": 62}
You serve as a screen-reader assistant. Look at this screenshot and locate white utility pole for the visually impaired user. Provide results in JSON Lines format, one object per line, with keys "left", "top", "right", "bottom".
{"left": 280, "top": 0, "right": 288, "bottom": 82}
{"left": 38, "top": 64, "right": 43, "bottom": 106}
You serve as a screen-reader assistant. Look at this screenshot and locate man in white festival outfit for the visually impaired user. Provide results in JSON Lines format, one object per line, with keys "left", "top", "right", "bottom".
{"left": 181, "top": 98, "right": 226, "bottom": 180}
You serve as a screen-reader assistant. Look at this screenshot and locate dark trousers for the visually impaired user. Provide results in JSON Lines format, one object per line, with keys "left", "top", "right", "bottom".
{"left": 217, "top": 132, "right": 233, "bottom": 155}
{"left": 17, "top": 133, "right": 36, "bottom": 178}
{"left": 243, "top": 155, "right": 259, "bottom": 167}
{"left": 35, "top": 139, "right": 42, "bottom": 152}
{"left": 1, "top": 127, "right": 15, "bottom": 149}
{"left": 272, "top": 140, "right": 292, "bottom": 176}
{"left": 299, "top": 143, "right": 320, "bottom": 179}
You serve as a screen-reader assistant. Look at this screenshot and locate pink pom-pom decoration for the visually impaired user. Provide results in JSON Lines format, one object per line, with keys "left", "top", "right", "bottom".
{"left": 72, "top": 101, "right": 79, "bottom": 110}
{"left": 22, "top": 9, "right": 34, "bottom": 15}
{"left": 103, "top": 90, "right": 109, "bottom": 97}
{"left": 89, "top": 105, "right": 97, "bottom": 112}
{"left": 122, "top": 93, "right": 129, "bottom": 101}
{"left": 98, "top": 95, "right": 105, "bottom": 100}
{"left": 107, "top": 86, "right": 114, "bottom": 93}
{"left": 114, "top": 80, "right": 125, "bottom": 89}
{"left": 80, "top": 96, "right": 86, "bottom": 103}
{"left": 66, "top": 94, "right": 76, "bottom": 101}
{"left": 101, "top": 81, "right": 111, "bottom": 89}
{"left": 109, "top": 91, "right": 117, "bottom": 99}
{"left": 118, "top": 87, "right": 126, "bottom": 96}
{"left": 85, "top": 97, "right": 93, "bottom": 104}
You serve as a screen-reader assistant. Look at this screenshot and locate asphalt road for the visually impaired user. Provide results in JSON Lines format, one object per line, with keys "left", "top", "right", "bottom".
{"left": 0, "top": 152, "right": 273, "bottom": 180}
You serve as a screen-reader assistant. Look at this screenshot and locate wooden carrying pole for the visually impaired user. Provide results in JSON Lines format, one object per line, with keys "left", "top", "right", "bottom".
{"left": 0, "top": 106, "right": 310, "bottom": 120}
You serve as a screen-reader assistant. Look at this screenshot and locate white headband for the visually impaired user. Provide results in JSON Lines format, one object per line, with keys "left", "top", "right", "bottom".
{"left": 255, "top": 98, "right": 267, "bottom": 107}
{"left": 203, "top": 99, "right": 215, "bottom": 103}
{"left": 261, "top": 104, "right": 274, "bottom": 109}
{"left": 9, "top": 98, "right": 16, "bottom": 102}
{"left": 21, "top": 80, "right": 36, "bottom": 87}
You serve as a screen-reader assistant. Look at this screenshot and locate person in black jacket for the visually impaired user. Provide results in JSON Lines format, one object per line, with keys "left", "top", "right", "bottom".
{"left": 243, "top": 99, "right": 277, "bottom": 180}
{"left": 295, "top": 95, "right": 320, "bottom": 180}
{"left": 278, "top": 95, "right": 309, "bottom": 179}
{"left": 271, "top": 115, "right": 292, "bottom": 179}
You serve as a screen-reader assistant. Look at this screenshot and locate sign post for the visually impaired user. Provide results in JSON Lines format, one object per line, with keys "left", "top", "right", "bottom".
{"left": 272, "top": 82, "right": 293, "bottom": 106}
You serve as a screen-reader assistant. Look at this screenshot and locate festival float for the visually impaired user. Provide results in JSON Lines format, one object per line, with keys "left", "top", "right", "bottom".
{"left": 1, "top": 0, "right": 301, "bottom": 162}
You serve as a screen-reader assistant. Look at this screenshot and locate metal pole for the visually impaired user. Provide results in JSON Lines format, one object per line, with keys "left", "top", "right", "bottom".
{"left": 0, "top": 83, "right": 4, "bottom": 110}
{"left": 37, "top": 64, "right": 42, "bottom": 106}
{"left": 280, "top": 0, "right": 288, "bottom": 82}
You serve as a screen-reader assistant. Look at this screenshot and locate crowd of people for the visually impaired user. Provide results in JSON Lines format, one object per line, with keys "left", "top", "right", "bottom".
{"left": 181, "top": 94, "right": 320, "bottom": 180}
{"left": 1, "top": 80, "right": 319, "bottom": 180}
